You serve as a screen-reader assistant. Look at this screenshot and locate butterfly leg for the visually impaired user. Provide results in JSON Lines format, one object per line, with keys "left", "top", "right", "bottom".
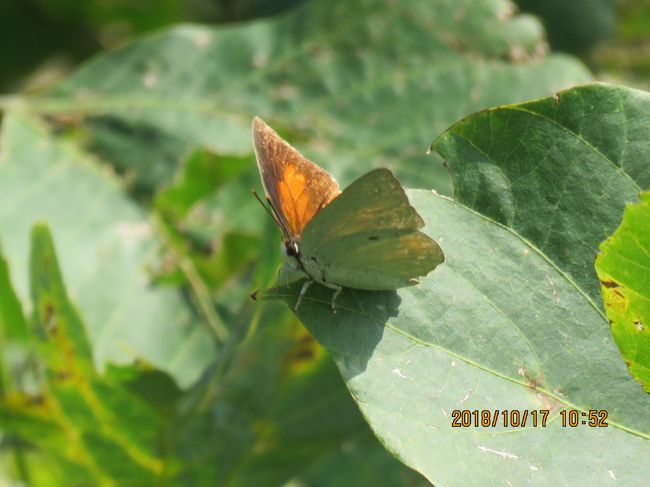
{"left": 294, "top": 279, "right": 313, "bottom": 312}
{"left": 330, "top": 285, "right": 342, "bottom": 314}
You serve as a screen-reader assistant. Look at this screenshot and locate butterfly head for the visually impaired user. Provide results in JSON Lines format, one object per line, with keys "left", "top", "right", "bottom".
{"left": 280, "top": 239, "right": 303, "bottom": 274}
{"left": 284, "top": 239, "right": 300, "bottom": 258}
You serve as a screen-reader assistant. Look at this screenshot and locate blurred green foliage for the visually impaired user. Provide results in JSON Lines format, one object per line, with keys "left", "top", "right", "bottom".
{"left": 0, "top": 0, "right": 305, "bottom": 92}
{"left": 618, "top": 0, "right": 650, "bottom": 39}
{"left": 590, "top": 0, "right": 650, "bottom": 88}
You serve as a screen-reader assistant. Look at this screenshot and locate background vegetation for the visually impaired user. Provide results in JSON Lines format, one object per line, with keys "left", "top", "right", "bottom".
{"left": 1, "top": 0, "right": 649, "bottom": 485}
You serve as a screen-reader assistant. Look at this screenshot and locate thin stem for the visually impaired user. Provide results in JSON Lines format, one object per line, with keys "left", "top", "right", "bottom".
{"left": 153, "top": 215, "right": 229, "bottom": 344}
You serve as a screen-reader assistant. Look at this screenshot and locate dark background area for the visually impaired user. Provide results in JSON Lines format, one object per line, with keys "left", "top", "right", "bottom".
{"left": 2, "top": 0, "right": 650, "bottom": 94}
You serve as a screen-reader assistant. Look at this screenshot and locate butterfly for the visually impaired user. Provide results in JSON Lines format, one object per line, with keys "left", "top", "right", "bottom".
{"left": 252, "top": 116, "right": 444, "bottom": 312}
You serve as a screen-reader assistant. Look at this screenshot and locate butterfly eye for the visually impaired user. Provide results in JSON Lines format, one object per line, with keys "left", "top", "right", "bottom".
{"left": 285, "top": 241, "right": 300, "bottom": 257}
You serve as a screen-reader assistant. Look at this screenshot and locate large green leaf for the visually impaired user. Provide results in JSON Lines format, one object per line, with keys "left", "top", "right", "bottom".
{"left": 22, "top": 0, "right": 590, "bottom": 195}
{"left": 432, "top": 83, "right": 650, "bottom": 303}
{"left": 0, "top": 113, "right": 215, "bottom": 387}
{"left": 596, "top": 190, "right": 650, "bottom": 391}
{"left": 260, "top": 84, "right": 650, "bottom": 485}
{"left": 262, "top": 190, "right": 650, "bottom": 485}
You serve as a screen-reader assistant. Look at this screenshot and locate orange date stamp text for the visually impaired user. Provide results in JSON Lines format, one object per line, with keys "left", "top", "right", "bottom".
{"left": 450, "top": 409, "right": 608, "bottom": 428}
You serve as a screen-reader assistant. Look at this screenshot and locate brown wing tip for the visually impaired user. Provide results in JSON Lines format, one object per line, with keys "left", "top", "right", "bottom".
{"left": 252, "top": 116, "right": 282, "bottom": 152}
{"left": 252, "top": 116, "right": 274, "bottom": 137}
{"left": 252, "top": 116, "right": 265, "bottom": 130}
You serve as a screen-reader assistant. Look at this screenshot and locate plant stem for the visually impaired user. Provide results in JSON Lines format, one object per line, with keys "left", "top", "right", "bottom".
{"left": 153, "top": 215, "right": 229, "bottom": 344}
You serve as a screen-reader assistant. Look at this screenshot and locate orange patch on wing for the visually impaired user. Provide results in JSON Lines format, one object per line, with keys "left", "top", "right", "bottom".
{"left": 278, "top": 164, "right": 310, "bottom": 237}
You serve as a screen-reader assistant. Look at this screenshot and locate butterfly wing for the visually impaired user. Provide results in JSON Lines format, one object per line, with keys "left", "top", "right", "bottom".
{"left": 299, "top": 169, "right": 444, "bottom": 290}
{"left": 252, "top": 117, "right": 340, "bottom": 240}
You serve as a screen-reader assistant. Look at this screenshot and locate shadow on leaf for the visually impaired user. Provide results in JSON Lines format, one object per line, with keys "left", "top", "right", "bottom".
{"left": 256, "top": 279, "right": 400, "bottom": 378}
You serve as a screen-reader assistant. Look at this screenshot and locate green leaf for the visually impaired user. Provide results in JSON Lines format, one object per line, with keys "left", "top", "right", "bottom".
{"left": 29, "top": 0, "right": 590, "bottom": 195}
{"left": 596, "top": 190, "right": 650, "bottom": 391}
{"left": 0, "top": 113, "right": 215, "bottom": 387}
{"left": 155, "top": 149, "right": 252, "bottom": 221}
{"left": 0, "top": 244, "right": 28, "bottom": 344}
{"left": 432, "top": 83, "right": 649, "bottom": 303}
{"left": 294, "top": 436, "right": 428, "bottom": 487}
{"left": 0, "top": 244, "right": 29, "bottom": 400}
{"left": 30, "top": 223, "right": 94, "bottom": 372}
{"left": 1, "top": 223, "right": 170, "bottom": 485}
{"left": 261, "top": 189, "right": 650, "bottom": 485}
{"left": 237, "top": 328, "right": 426, "bottom": 487}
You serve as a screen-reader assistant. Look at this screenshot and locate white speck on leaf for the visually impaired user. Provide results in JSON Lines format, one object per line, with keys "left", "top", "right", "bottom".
{"left": 477, "top": 445, "right": 519, "bottom": 460}
{"left": 608, "top": 470, "right": 617, "bottom": 480}
{"left": 546, "top": 274, "right": 560, "bottom": 303}
{"left": 509, "top": 44, "right": 526, "bottom": 62}
{"left": 529, "top": 465, "right": 539, "bottom": 471}
{"left": 535, "top": 42, "right": 549, "bottom": 57}
{"left": 114, "top": 222, "right": 152, "bottom": 245}
{"left": 392, "top": 368, "right": 408, "bottom": 379}
{"left": 517, "top": 367, "right": 526, "bottom": 377}
{"left": 460, "top": 391, "right": 471, "bottom": 404}
{"left": 192, "top": 31, "right": 212, "bottom": 48}
{"left": 253, "top": 53, "right": 268, "bottom": 68}
{"left": 470, "top": 85, "right": 480, "bottom": 102}
{"left": 143, "top": 71, "right": 158, "bottom": 88}
{"left": 341, "top": 440, "right": 356, "bottom": 454}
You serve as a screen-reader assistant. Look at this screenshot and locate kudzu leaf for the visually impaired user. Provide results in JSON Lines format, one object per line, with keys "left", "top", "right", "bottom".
{"left": 261, "top": 190, "right": 650, "bottom": 486}
{"left": 596, "top": 190, "right": 650, "bottom": 391}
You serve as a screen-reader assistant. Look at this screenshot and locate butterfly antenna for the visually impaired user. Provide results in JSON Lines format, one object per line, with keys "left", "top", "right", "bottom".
{"left": 252, "top": 189, "right": 291, "bottom": 239}
{"left": 252, "top": 189, "right": 275, "bottom": 219}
